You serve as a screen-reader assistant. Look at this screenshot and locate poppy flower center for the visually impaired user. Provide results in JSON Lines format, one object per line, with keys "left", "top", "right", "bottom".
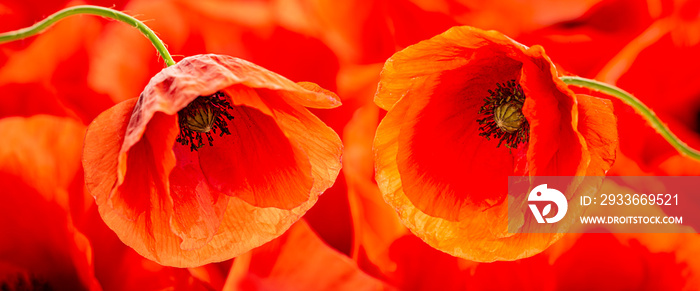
{"left": 176, "top": 91, "right": 235, "bottom": 151}
{"left": 477, "top": 80, "right": 530, "bottom": 148}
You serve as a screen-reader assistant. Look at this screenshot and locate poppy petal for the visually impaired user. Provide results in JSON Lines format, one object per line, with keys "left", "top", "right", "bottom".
{"left": 575, "top": 94, "right": 618, "bottom": 175}
{"left": 374, "top": 26, "right": 519, "bottom": 111}
{"left": 83, "top": 98, "right": 136, "bottom": 213}
{"left": 169, "top": 144, "right": 229, "bottom": 250}
{"left": 257, "top": 88, "right": 343, "bottom": 195}
{"left": 521, "top": 46, "right": 588, "bottom": 176}
{"left": 0, "top": 115, "right": 85, "bottom": 206}
{"left": 281, "top": 81, "right": 342, "bottom": 109}
{"left": 197, "top": 101, "right": 314, "bottom": 209}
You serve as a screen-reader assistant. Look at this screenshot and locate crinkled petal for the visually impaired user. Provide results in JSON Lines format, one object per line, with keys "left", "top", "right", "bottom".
{"left": 169, "top": 144, "right": 229, "bottom": 250}
{"left": 522, "top": 45, "right": 588, "bottom": 177}
{"left": 576, "top": 94, "right": 618, "bottom": 175}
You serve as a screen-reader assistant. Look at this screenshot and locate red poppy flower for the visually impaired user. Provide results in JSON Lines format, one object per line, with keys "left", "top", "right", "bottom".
{"left": 82, "top": 54, "right": 342, "bottom": 267}
{"left": 373, "top": 26, "right": 618, "bottom": 262}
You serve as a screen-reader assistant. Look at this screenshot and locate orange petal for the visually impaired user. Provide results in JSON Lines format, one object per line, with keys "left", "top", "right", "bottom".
{"left": 295, "top": 81, "right": 342, "bottom": 108}
{"left": 169, "top": 144, "right": 229, "bottom": 250}
{"left": 575, "top": 94, "right": 619, "bottom": 175}
{"left": 0, "top": 115, "right": 85, "bottom": 207}
{"left": 521, "top": 46, "right": 587, "bottom": 177}
{"left": 198, "top": 103, "right": 313, "bottom": 209}
{"left": 374, "top": 26, "right": 520, "bottom": 111}
{"left": 83, "top": 99, "right": 136, "bottom": 212}
{"left": 255, "top": 88, "right": 343, "bottom": 196}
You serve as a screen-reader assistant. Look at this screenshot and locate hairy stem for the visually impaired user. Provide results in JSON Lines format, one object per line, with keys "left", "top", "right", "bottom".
{"left": 0, "top": 5, "right": 175, "bottom": 66}
{"left": 561, "top": 76, "right": 700, "bottom": 161}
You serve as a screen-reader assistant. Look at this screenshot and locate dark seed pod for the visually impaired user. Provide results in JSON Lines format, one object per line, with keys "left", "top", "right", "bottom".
{"left": 176, "top": 91, "right": 235, "bottom": 151}
{"left": 494, "top": 102, "right": 524, "bottom": 133}
{"left": 186, "top": 105, "right": 215, "bottom": 133}
{"left": 476, "top": 79, "right": 530, "bottom": 148}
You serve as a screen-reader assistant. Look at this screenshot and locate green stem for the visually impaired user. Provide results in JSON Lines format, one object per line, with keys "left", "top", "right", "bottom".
{"left": 561, "top": 76, "right": 700, "bottom": 161}
{"left": 0, "top": 5, "right": 175, "bottom": 67}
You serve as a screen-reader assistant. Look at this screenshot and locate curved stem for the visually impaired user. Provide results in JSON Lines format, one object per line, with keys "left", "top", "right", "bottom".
{"left": 0, "top": 5, "right": 175, "bottom": 66}
{"left": 561, "top": 76, "right": 700, "bottom": 161}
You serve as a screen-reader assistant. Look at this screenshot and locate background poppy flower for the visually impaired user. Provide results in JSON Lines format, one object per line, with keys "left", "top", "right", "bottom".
{"left": 0, "top": 115, "right": 99, "bottom": 291}
{"left": 516, "top": 0, "right": 663, "bottom": 78}
{"left": 88, "top": 0, "right": 340, "bottom": 104}
{"left": 0, "top": 3, "right": 115, "bottom": 124}
{"left": 569, "top": 0, "right": 700, "bottom": 176}
{"left": 266, "top": 0, "right": 461, "bottom": 65}
{"left": 405, "top": 0, "right": 606, "bottom": 38}
{"left": 465, "top": 231, "right": 696, "bottom": 290}
{"left": 0, "top": 115, "right": 218, "bottom": 291}
{"left": 373, "top": 26, "right": 618, "bottom": 262}
{"left": 539, "top": 179, "right": 700, "bottom": 290}
{"left": 82, "top": 54, "right": 342, "bottom": 267}
{"left": 222, "top": 219, "right": 390, "bottom": 291}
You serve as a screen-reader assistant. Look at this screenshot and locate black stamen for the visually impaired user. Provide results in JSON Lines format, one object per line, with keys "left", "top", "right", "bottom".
{"left": 477, "top": 80, "right": 530, "bottom": 149}
{"left": 176, "top": 91, "right": 235, "bottom": 151}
